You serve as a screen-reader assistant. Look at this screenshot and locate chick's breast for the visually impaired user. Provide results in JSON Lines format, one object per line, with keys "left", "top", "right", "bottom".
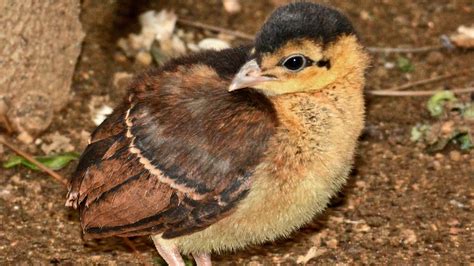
{"left": 175, "top": 80, "right": 365, "bottom": 254}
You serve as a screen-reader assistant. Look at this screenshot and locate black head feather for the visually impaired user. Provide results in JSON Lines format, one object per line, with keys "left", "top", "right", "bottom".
{"left": 255, "top": 2, "right": 355, "bottom": 54}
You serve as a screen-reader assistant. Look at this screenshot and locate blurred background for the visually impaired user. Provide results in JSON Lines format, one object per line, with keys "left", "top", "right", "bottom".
{"left": 0, "top": 0, "right": 473, "bottom": 264}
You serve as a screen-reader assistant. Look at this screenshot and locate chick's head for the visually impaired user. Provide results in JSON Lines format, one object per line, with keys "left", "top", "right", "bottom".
{"left": 229, "top": 2, "right": 369, "bottom": 95}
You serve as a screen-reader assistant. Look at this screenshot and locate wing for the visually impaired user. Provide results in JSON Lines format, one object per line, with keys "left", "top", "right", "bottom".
{"left": 67, "top": 47, "right": 278, "bottom": 239}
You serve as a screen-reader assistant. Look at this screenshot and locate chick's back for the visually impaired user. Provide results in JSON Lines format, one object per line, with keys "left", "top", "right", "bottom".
{"left": 66, "top": 46, "right": 279, "bottom": 239}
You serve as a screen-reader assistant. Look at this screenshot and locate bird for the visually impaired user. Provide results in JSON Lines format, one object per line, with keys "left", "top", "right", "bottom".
{"left": 66, "top": 2, "right": 369, "bottom": 265}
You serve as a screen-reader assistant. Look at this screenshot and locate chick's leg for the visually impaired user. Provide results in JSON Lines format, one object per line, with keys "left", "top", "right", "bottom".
{"left": 151, "top": 235, "right": 184, "bottom": 266}
{"left": 192, "top": 253, "right": 212, "bottom": 266}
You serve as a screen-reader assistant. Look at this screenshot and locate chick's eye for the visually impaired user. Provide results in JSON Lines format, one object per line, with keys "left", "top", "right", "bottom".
{"left": 282, "top": 55, "right": 306, "bottom": 72}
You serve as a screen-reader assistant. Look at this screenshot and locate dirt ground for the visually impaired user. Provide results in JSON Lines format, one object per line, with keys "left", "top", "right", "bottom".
{"left": 1, "top": 0, "right": 473, "bottom": 264}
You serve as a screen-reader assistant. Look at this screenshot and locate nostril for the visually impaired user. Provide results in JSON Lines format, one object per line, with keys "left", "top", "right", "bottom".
{"left": 262, "top": 74, "right": 277, "bottom": 79}
{"left": 246, "top": 70, "right": 259, "bottom": 77}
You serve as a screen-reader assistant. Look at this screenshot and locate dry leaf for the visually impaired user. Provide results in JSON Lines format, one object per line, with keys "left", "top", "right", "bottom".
{"left": 450, "top": 25, "right": 474, "bottom": 48}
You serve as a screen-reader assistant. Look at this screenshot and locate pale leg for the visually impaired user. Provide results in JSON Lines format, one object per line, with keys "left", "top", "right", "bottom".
{"left": 151, "top": 235, "right": 185, "bottom": 266}
{"left": 192, "top": 253, "right": 212, "bottom": 266}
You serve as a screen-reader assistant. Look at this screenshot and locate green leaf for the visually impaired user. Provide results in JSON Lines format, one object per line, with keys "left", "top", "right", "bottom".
{"left": 152, "top": 256, "right": 166, "bottom": 266}
{"left": 410, "top": 124, "right": 430, "bottom": 142}
{"left": 427, "top": 91, "right": 457, "bottom": 117}
{"left": 453, "top": 132, "right": 473, "bottom": 150}
{"left": 183, "top": 257, "right": 195, "bottom": 266}
{"left": 151, "top": 256, "right": 194, "bottom": 266}
{"left": 463, "top": 104, "right": 474, "bottom": 120}
{"left": 397, "top": 57, "right": 415, "bottom": 73}
{"left": 2, "top": 156, "right": 24, "bottom": 168}
{"left": 2, "top": 152, "right": 80, "bottom": 171}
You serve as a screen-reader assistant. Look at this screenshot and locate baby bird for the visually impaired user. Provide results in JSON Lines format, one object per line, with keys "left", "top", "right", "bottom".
{"left": 66, "top": 2, "right": 369, "bottom": 265}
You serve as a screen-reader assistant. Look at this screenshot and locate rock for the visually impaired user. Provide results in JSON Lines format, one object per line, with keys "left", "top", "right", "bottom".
{"left": 0, "top": 185, "right": 14, "bottom": 201}
{"left": 187, "top": 43, "right": 200, "bottom": 52}
{"left": 447, "top": 219, "right": 460, "bottom": 227}
{"left": 441, "top": 121, "right": 455, "bottom": 136}
{"left": 135, "top": 51, "right": 152, "bottom": 66}
{"left": 159, "top": 35, "right": 187, "bottom": 57}
{"left": 354, "top": 223, "right": 371, "bottom": 233}
{"left": 449, "top": 150, "right": 462, "bottom": 161}
{"left": 118, "top": 9, "right": 178, "bottom": 56}
{"left": 17, "top": 131, "right": 34, "bottom": 144}
{"left": 401, "top": 229, "right": 417, "bottom": 245}
{"left": 92, "top": 105, "right": 113, "bottom": 126}
{"left": 0, "top": 1, "right": 84, "bottom": 136}
{"left": 88, "top": 96, "right": 112, "bottom": 126}
{"left": 141, "top": 10, "right": 177, "bottom": 43}
{"left": 449, "top": 199, "right": 465, "bottom": 209}
{"left": 113, "top": 52, "right": 128, "bottom": 63}
{"left": 450, "top": 25, "right": 474, "bottom": 48}
{"left": 40, "top": 132, "right": 75, "bottom": 154}
{"left": 112, "top": 72, "right": 134, "bottom": 92}
{"left": 7, "top": 91, "right": 53, "bottom": 136}
{"left": 384, "top": 62, "right": 395, "bottom": 69}
{"left": 326, "top": 239, "right": 338, "bottom": 249}
{"left": 359, "top": 10, "right": 371, "bottom": 21}
{"left": 198, "top": 38, "right": 231, "bottom": 51}
{"left": 79, "top": 130, "right": 91, "bottom": 149}
{"left": 223, "top": 0, "right": 241, "bottom": 14}
{"left": 449, "top": 227, "right": 460, "bottom": 235}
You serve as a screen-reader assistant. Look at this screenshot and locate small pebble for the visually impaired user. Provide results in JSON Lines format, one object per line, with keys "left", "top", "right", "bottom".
{"left": 198, "top": 38, "right": 231, "bottom": 51}
{"left": 326, "top": 239, "right": 338, "bottom": 249}
{"left": 359, "top": 10, "right": 370, "bottom": 21}
{"left": 447, "top": 219, "right": 460, "bottom": 227}
{"left": 354, "top": 223, "right": 371, "bottom": 233}
{"left": 355, "top": 180, "right": 366, "bottom": 188}
{"left": 113, "top": 52, "right": 128, "bottom": 63}
{"left": 449, "top": 150, "right": 462, "bottom": 161}
{"left": 112, "top": 72, "right": 133, "bottom": 91}
{"left": 135, "top": 51, "right": 152, "bottom": 66}
{"left": 223, "top": 0, "right": 241, "bottom": 13}
{"left": 17, "top": 132, "right": 34, "bottom": 144}
{"left": 441, "top": 121, "right": 454, "bottom": 135}
{"left": 449, "top": 199, "right": 465, "bottom": 208}
{"left": 449, "top": 227, "right": 460, "bottom": 235}
{"left": 401, "top": 229, "right": 417, "bottom": 245}
{"left": 384, "top": 62, "right": 395, "bottom": 69}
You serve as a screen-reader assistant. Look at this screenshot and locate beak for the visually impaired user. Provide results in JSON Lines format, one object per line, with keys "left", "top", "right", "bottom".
{"left": 228, "top": 59, "right": 276, "bottom": 92}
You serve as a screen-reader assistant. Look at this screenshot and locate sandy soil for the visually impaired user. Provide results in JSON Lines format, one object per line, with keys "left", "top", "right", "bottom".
{"left": 1, "top": 0, "right": 473, "bottom": 264}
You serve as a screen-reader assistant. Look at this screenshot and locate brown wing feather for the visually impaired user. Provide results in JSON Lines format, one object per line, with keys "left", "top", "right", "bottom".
{"left": 67, "top": 47, "right": 277, "bottom": 239}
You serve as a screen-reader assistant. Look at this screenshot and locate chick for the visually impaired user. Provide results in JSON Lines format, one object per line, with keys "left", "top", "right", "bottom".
{"left": 66, "top": 2, "right": 369, "bottom": 265}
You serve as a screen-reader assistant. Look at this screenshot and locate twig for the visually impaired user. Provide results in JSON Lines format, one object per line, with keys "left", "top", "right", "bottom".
{"left": 366, "top": 45, "right": 444, "bottom": 54}
{"left": 178, "top": 18, "right": 254, "bottom": 40}
{"left": 367, "top": 87, "right": 474, "bottom": 97}
{"left": 387, "top": 69, "right": 474, "bottom": 91}
{"left": 0, "top": 137, "right": 148, "bottom": 265}
{"left": 0, "top": 116, "right": 13, "bottom": 133}
{"left": 122, "top": 237, "right": 151, "bottom": 266}
{"left": 0, "top": 138, "right": 68, "bottom": 186}
{"left": 176, "top": 19, "right": 452, "bottom": 54}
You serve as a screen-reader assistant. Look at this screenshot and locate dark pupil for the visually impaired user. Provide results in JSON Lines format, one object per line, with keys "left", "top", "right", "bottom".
{"left": 284, "top": 56, "right": 304, "bottom": 71}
